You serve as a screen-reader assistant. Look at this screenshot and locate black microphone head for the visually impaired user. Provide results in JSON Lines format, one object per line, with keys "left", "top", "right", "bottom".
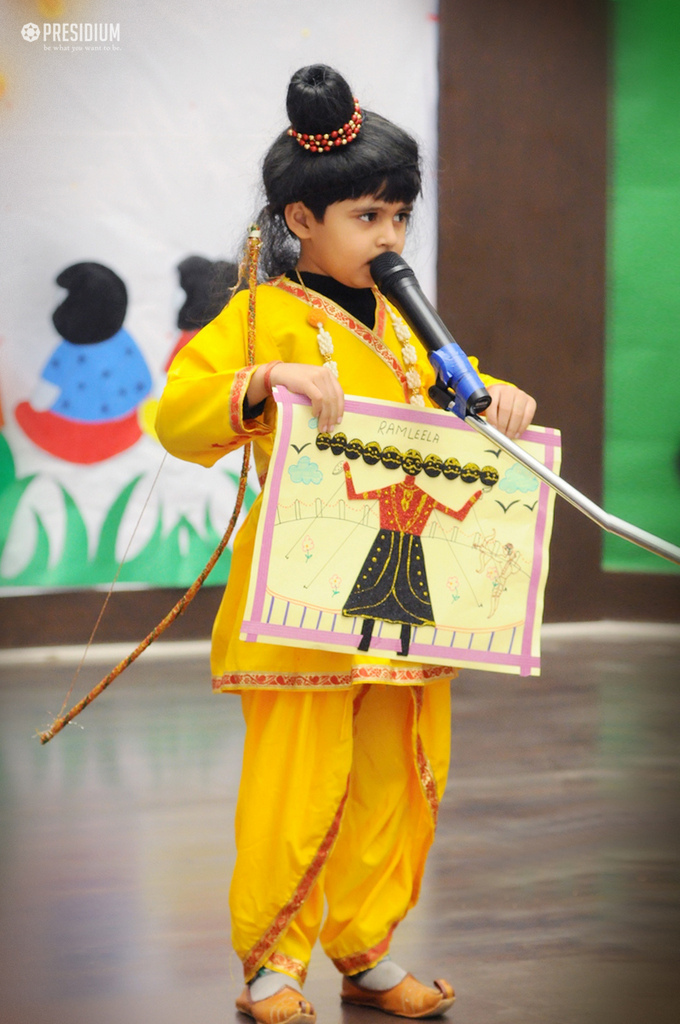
{"left": 370, "top": 251, "right": 415, "bottom": 294}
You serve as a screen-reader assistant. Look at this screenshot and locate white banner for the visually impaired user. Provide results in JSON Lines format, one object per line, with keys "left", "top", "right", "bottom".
{"left": 0, "top": 0, "right": 439, "bottom": 592}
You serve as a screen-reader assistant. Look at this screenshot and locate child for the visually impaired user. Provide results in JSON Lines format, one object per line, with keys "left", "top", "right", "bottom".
{"left": 156, "top": 65, "right": 536, "bottom": 1024}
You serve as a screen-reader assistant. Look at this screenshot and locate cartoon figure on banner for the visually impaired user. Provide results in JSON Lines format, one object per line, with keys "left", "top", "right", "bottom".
{"left": 164, "top": 256, "right": 238, "bottom": 369}
{"left": 316, "top": 431, "right": 499, "bottom": 656}
{"left": 15, "top": 262, "right": 152, "bottom": 464}
{"left": 140, "top": 255, "right": 238, "bottom": 438}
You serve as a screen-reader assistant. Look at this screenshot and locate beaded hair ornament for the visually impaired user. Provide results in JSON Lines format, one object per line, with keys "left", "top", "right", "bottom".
{"left": 287, "top": 97, "right": 363, "bottom": 153}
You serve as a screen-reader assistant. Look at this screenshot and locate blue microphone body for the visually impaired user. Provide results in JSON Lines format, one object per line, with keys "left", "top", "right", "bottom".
{"left": 370, "top": 252, "right": 491, "bottom": 420}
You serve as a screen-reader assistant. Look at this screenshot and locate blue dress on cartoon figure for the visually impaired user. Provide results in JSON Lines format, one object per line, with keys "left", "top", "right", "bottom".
{"left": 43, "top": 329, "right": 151, "bottom": 422}
{"left": 15, "top": 262, "right": 152, "bottom": 464}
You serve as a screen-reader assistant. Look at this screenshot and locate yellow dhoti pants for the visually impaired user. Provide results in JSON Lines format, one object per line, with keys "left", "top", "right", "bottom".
{"left": 230, "top": 681, "right": 451, "bottom": 984}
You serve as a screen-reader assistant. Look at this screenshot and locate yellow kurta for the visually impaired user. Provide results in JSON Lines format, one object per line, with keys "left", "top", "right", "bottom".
{"left": 156, "top": 275, "right": 511, "bottom": 984}
{"left": 156, "top": 275, "right": 506, "bottom": 694}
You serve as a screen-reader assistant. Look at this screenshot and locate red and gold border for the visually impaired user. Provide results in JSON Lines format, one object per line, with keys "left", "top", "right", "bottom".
{"left": 242, "top": 778, "right": 350, "bottom": 982}
{"left": 228, "top": 365, "right": 272, "bottom": 437}
{"left": 265, "top": 952, "right": 308, "bottom": 986}
{"left": 230, "top": 366, "right": 253, "bottom": 434}
{"left": 411, "top": 686, "right": 440, "bottom": 828}
{"left": 269, "top": 277, "right": 410, "bottom": 400}
{"left": 213, "top": 664, "right": 456, "bottom": 693}
{"left": 332, "top": 924, "right": 396, "bottom": 976}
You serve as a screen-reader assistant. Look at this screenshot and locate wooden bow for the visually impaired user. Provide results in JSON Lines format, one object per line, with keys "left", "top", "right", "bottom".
{"left": 38, "top": 226, "right": 262, "bottom": 744}
{"left": 38, "top": 445, "right": 250, "bottom": 743}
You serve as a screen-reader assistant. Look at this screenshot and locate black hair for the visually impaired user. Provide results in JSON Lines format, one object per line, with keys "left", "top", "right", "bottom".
{"left": 257, "top": 65, "right": 422, "bottom": 277}
{"left": 176, "top": 255, "right": 239, "bottom": 330}
{"left": 52, "top": 262, "right": 127, "bottom": 344}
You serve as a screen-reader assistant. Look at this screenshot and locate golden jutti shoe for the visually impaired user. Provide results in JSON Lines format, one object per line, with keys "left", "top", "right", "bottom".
{"left": 235, "top": 985, "right": 316, "bottom": 1024}
{"left": 340, "top": 973, "right": 455, "bottom": 1018}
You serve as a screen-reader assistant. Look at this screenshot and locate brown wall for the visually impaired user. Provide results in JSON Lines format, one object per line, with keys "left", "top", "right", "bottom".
{"left": 437, "top": 0, "right": 679, "bottom": 622}
{"left": 0, "top": 587, "right": 223, "bottom": 650}
{"left": 1, "top": 0, "right": 678, "bottom": 649}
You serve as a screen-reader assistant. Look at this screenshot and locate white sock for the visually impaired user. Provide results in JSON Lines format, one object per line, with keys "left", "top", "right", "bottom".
{"left": 350, "top": 955, "right": 407, "bottom": 991}
{"left": 249, "top": 968, "right": 301, "bottom": 1001}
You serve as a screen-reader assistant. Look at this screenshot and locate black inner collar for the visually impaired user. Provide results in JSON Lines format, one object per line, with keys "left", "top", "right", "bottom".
{"left": 286, "top": 271, "right": 376, "bottom": 330}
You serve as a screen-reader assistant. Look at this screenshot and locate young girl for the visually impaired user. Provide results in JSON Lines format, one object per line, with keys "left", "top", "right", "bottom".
{"left": 156, "top": 65, "right": 536, "bottom": 1024}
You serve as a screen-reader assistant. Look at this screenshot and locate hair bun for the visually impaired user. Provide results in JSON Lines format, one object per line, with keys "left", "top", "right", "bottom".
{"left": 286, "top": 65, "right": 356, "bottom": 136}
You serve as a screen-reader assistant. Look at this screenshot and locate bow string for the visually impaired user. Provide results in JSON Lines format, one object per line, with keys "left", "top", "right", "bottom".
{"left": 38, "top": 227, "right": 262, "bottom": 744}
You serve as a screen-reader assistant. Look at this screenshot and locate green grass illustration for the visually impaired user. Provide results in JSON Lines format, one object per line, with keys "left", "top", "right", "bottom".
{"left": 0, "top": 435, "right": 254, "bottom": 589}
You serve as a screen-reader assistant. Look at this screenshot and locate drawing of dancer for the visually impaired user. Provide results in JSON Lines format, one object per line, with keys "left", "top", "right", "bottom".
{"left": 486, "top": 543, "right": 521, "bottom": 618}
{"left": 342, "top": 455, "right": 482, "bottom": 655}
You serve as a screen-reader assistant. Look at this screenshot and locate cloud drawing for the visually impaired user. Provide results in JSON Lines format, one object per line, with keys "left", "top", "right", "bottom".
{"left": 498, "top": 463, "right": 539, "bottom": 494}
{"left": 288, "top": 455, "right": 323, "bottom": 485}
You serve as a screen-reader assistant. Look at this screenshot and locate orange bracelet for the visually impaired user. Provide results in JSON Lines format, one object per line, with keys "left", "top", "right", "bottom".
{"left": 263, "top": 361, "right": 282, "bottom": 396}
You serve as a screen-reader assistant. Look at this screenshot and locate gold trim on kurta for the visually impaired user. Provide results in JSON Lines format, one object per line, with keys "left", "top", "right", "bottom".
{"left": 228, "top": 365, "right": 271, "bottom": 438}
{"left": 213, "top": 664, "right": 456, "bottom": 692}
{"left": 411, "top": 686, "right": 440, "bottom": 828}
{"left": 242, "top": 776, "right": 351, "bottom": 982}
{"left": 269, "top": 276, "right": 410, "bottom": 400}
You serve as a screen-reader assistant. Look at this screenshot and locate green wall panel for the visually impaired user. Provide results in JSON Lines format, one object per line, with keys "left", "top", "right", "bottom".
{"left": 605, "top": 0, "right": 680, "bottom": 574}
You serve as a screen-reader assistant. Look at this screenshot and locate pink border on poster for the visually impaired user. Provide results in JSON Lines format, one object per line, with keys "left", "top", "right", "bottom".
{"left": 243, "top": 389, "right": 558, "bottom": 675}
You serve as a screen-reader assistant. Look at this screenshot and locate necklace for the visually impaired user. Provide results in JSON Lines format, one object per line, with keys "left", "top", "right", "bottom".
{"left": 377, "top": 290, "right": 425, "bottom": 407}
{"left": 294, "top": 270, "right": 425, "bottom": 406}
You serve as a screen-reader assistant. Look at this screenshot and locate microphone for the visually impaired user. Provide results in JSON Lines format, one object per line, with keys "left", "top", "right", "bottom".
{"left": 370, "top": 251, "right": 491, "bottom": 420}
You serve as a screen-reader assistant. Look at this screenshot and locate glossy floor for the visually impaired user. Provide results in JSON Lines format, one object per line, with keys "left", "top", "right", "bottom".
{"left": 0, "top": 627, "right": 679, "bottom": 1024}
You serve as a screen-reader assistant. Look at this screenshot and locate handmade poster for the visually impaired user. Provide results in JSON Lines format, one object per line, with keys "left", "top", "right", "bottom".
{"left": 241, "top": 389, "right": 561, "bottom": 676}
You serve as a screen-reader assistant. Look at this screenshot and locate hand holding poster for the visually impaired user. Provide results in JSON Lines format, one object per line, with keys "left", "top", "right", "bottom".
{"left": 242, "top": 388, "right": 561, "bottom": 676}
